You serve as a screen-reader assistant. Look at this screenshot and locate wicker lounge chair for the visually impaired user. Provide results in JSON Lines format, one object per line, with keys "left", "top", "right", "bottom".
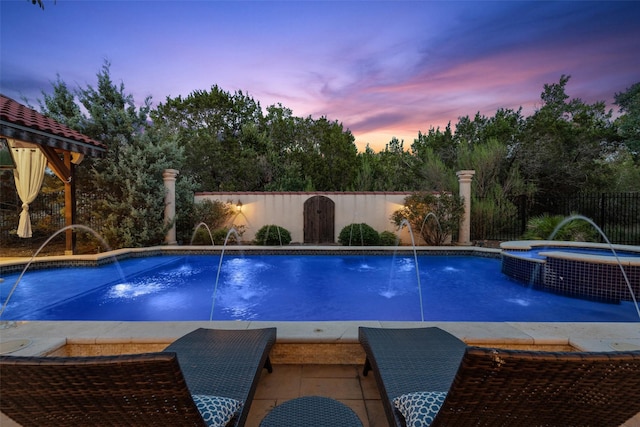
{"left": 0, "top": 327, "right": 276, "bottom": 427}
{"left": 359, "top": 326, "right": 640, "bottom": 427}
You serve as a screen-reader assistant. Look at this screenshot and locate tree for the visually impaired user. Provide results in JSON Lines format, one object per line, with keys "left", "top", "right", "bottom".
{"left": 614, "top": 82, "right": 640, "bottom": 161}
{"left": 38, "top": 62, "right": 193, "bottom": 248}
{"left": 303, "top": 117, "right": 358, "bottom": 191}
{"left": 514, "top": 75, "right": 617, "bottom": 212}
{"left": 354, "top": 145, "right": 382, "bottom": 191}
{"left": 373, "top": 137, "right": 416, "bottom": 190}
{"left": 410, "top": 129, "right": 457, "bottom": 192}
{"left": 77, "top": 62, "right": 151, "bottom": 168}
{"left": 152, "top": 86, "right": 265, "bottom": 191}
{"left": 96, "top": 127, "right": 194, "bottom": 248}
{"left": 38, "top": 75, "right": 83, "bottom": 130}
{"left": 263, "top": 104, "right": 304, "bottom": 190}
{"left": 412, "top": 124, "right": 456, "bottom": 169}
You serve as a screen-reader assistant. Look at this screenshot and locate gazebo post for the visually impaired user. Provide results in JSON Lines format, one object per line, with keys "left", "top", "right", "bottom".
{"left": 64, "top": 151, "right": 76, "bottom": 255}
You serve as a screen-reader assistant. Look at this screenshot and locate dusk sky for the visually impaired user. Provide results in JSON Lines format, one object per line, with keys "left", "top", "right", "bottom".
{"left": 1, "top": 1, "right": 639, "bottom": 152}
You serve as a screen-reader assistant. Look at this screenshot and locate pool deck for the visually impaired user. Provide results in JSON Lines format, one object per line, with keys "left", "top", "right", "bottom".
{"left": 1, "top": 248, "right": 640, "bottom": 425}
{"left": 1, "top": 320, "right": 639, "bottom": 426}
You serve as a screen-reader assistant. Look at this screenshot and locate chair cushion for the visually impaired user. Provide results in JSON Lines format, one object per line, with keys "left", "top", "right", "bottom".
{"left": 393, "top": 391, "right": 447, "bottom": 427}
{"left": 192, "top": 395, "right": 243, "bottom": 427}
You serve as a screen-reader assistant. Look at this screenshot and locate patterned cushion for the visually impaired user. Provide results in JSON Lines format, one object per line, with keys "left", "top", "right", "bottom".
{"left": 393, "top": 391, "right": 447, "bottom": 427}
{"left": 192, "top": 395, "right": 243, "bottom": 427}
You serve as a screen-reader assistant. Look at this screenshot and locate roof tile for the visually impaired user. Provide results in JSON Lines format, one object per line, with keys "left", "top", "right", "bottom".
{"left": 0, "top": 94, "right": 106, "bottom": 150}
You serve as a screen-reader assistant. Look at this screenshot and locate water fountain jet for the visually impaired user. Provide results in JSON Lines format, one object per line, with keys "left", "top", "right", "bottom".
{"left": 190, "top": 222, "right": 215, "bottom": 246}
{"left": 209, "top": 227, "right": 242, "bottom": 321}
{"left": 549, "top": 215, "right": 640, "bottom": 320}
{"left": 396, "top": 219, "right": 424, "bottom": 321}
{"left": 0, "top": 224, "right": 124, "bottom": 320}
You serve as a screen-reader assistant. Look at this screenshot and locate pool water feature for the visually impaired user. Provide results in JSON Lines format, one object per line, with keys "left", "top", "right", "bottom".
{"left": 1, "top": 254, "right": 638, "bottom": 322}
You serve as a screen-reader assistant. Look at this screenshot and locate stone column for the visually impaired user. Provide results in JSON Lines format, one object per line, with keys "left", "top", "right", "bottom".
{"left": 456, "top": 170, "right": 475, "bottom": 245}
{"left": 163, "top": 169, "right": 179, "bottom": 245}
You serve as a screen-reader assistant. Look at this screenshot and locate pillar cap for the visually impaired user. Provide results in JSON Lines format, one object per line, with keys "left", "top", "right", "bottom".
{"left": 163, "top": 169, "right": 179, "bottom": 178}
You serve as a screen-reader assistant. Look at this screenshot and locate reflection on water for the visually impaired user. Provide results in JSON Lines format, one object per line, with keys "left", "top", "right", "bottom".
{"left": 107, "top": 282, "right": 163, "bottom": 299}
{"left": 379, "top": 290, "right": 397, "bottom": 299}
{"left": 506, "top": 298, "right": 531, "bottom": 307}
{"left": 214, "top": 257, "right": 269, "bottom": 320}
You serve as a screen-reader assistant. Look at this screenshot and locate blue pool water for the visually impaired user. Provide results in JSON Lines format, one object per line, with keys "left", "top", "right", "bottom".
{"left": 1, "top": 255, "right": 637, "bottom": 322}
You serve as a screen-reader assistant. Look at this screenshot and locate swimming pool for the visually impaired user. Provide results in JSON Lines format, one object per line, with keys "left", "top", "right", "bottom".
{"left": 1, "top": 254, "right": 638, "bottom": 322}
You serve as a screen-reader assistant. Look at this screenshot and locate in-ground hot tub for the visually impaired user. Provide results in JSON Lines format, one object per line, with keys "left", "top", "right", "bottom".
{"left": 501, "top": 241, "right": 640, "bottom": 303}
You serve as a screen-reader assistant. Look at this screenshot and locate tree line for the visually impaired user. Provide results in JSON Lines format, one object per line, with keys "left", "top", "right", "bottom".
{"left": 29, "top": 62, "right": 639, "bottom": 248}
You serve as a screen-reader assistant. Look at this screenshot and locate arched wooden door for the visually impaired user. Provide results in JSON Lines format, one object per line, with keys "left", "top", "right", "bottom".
{"left": 303, "top": 196, "right": 335, "bottom": 244}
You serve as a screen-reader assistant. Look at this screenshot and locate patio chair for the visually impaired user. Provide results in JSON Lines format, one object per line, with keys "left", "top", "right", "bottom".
{"left": 359, "top": 326, "right": 640, "bottom": 427}
{"left": 0, "top": 327, "right": 277, "bottom": 427}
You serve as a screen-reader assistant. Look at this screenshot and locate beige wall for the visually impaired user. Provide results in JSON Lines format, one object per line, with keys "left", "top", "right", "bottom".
{"left": 194, "top": 192, "right": 418, "bottom": 244}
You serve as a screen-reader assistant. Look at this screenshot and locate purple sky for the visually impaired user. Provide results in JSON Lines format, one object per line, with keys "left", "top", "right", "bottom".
{"left": 1, "top": 1, "right": 639, "bottom": 152}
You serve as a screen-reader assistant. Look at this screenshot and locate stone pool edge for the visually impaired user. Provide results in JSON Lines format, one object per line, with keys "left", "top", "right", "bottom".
{"left": 1, "top": 320, "right": 639, "bottom": 359}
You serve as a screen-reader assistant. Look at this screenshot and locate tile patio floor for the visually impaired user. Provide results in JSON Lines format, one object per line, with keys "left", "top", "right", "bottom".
{"left": 246, "top": 363, "right": 385, "bottom": 427}
{"left": 246, "top": 363, "right": 640, "bottom": 427}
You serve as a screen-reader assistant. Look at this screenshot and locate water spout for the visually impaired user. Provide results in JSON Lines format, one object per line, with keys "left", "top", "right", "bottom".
{"left": 209, "top": 227, "right": 241, "bottom": 321}
{"left": 0, "top": 225, "right": 123, "bottom": 319}
{"left": 550, "top": 214, "right": 640, "bottom": 320}
{"left": 262, "top": 224, "right": 284, "bottom": 246}
{"left": 397, "top": 219, "right": 424, "bottom": 321}
{"left": 419, "top": 212, "right": 443, "bottom": 245}
{"left": 190, "top": 222, "right": 215, "bottom": 246}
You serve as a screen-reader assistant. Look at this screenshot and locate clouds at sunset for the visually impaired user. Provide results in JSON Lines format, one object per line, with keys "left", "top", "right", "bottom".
{"left": 1, "top": 1, "right": 638, "bottom": 151}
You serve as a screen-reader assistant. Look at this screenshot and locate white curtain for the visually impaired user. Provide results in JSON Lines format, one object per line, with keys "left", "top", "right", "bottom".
{"left": 12, "top": 147, "right": 47, "bottom": 238}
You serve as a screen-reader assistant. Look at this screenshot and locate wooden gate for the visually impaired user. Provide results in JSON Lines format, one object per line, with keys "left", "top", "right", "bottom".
{"left": 303, "top": 196, "right": 335, "bottom": 244}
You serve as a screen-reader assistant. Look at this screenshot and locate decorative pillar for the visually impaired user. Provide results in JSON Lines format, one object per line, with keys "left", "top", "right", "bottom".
{"left": 456, "top": 170, "right": 475, "bottom": 246}
{"left": 163, "top": 169, "right": 179, "bottom": 245}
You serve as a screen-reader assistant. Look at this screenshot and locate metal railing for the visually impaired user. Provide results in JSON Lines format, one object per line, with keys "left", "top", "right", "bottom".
{"left": 2, "top": 189, "right": 638, "bottom": 246}
{"left": 472, "top": 192, "right": 640, "bottom": 245}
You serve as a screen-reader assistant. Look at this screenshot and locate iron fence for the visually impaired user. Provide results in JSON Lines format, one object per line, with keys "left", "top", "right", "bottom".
{"left": 1, "top": 187, "right": 639, "bottom": 247}
{"left": 472, "top": 192, "right": 640, "bottom": 245}
{"left": 0, "top": 190, "right": 106, "bottom": 247}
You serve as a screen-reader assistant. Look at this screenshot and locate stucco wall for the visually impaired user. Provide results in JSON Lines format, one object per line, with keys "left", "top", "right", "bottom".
{"left": 194, "top": 192, "right": 418, "bottom": 244}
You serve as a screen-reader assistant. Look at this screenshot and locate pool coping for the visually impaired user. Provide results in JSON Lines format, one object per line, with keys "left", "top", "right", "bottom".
{"left": 0, "top": 244, "right": 501, "bottom": 273}
{"left": 1, "top": 320, "right": 639, "bottom": 358}
{"left": 501, "top": 240, "right": 640, "bottom": 265}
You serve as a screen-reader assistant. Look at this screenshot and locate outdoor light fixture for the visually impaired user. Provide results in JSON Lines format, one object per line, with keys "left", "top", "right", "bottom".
{"left": 236, "top": 201, "right": 243, "bottom": 212}
{"left": 0, "top": 138, "right": 16, "bottom": 170}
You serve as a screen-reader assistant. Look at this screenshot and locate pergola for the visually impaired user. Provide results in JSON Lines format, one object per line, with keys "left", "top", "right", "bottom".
{"left": 0, "top": 94, "right": 107, "bottom": 254}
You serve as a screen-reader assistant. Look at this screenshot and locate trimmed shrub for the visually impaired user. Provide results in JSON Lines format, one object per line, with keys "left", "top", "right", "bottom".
{"left": 212, "top": 226, "right": 246, "bottom": 245}
{"left": 379, "top": 230, "right": 398, "bottom": 246}
{"left": 254, "top": 225, "right": 292, "bottom": 246}
{"left": 338, "top": 223, "right": 380, "bottom": 246}
{"left": 191, "top": 226, "right": 215, "bottom": 245}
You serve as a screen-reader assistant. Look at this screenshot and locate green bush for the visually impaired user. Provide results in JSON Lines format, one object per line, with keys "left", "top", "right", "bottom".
{"left": 390, "top": 191, "right": 464, "bottom": 245}
{"left": 338, "top": 223, "right": 380, "bottom": 246}
{"left": 379, "top": 230, "right": 398, "bottom": 246}
{"left": 522, "top": 213, "right": 599, "bottom": 241}
{"left": 192, "top": 199, "right": 235, "bottom": 231}
{"left": 191, "top": 226, "right": 215, "bottom": 245}
{"left": 212, "top": 226, "right": 246, "bottom": 245}
{"left": 254, "top": 225, "right": 292, "bottom": 246}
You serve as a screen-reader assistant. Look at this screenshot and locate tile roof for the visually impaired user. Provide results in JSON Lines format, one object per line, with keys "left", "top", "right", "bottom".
{"left": 0, "top": 94, "right": 106, "bottom": 157}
